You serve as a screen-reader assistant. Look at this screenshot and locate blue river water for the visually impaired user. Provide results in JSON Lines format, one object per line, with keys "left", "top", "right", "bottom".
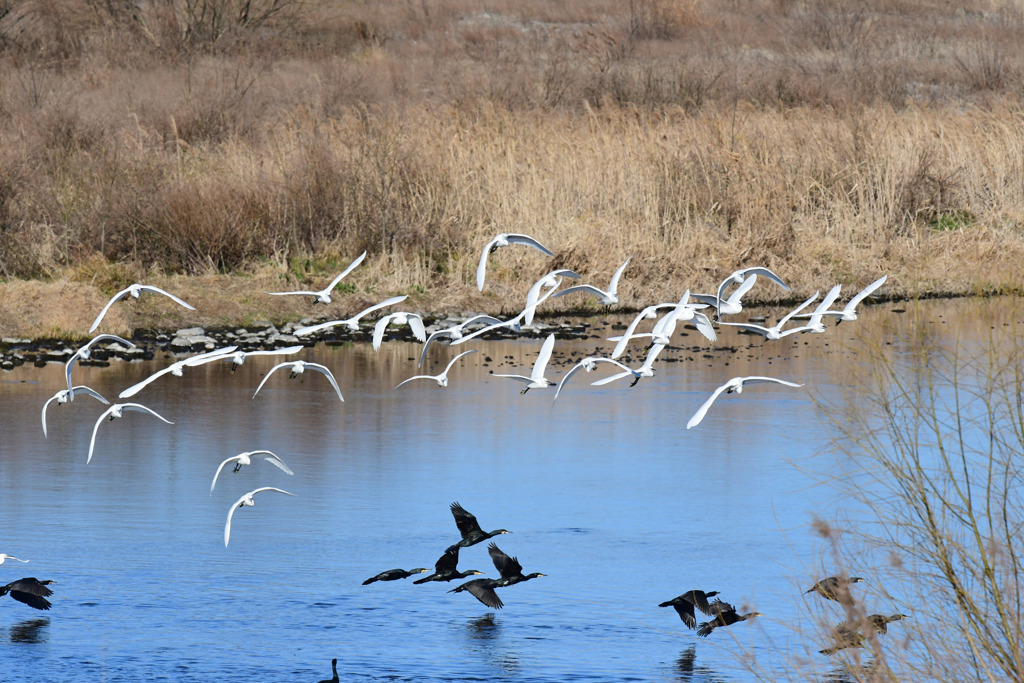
{"left": 0, "top": 298, "right": 994, "bottom": 681}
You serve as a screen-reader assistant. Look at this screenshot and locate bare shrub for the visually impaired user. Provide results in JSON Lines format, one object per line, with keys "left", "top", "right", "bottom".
{"left": 807, "top": 306, "right": 1024, "bottom": 681}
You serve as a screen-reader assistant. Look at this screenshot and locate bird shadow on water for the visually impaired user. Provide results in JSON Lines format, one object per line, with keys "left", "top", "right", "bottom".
{"left": 674, "top": 645, "right": 726, "bottom": 683}
{"left": 463, "top": 614, "right": 520, "bottom": 674}
{"left": 9, "top": 617, "right": 49, "bottom": 643}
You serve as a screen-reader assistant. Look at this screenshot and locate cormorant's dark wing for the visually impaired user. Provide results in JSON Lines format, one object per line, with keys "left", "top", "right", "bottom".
{"left": 3, "top": 580, "right": 53, "bottom": 610}
{"left": 672, "top": 601, "right": 697, "bottom": 629}
{"left": 435, "top": 547, "right": 460, "bottom": 574}
{"left": 688, "top": 590, "right": 715, "bottom": 615}
{"left": 450, "top": 502, "right": 484, "bottom": 539}
{"left": 706, "top": 599, "right": 736, "bottom": 616}
{"left": 9, "top": 590, "right": 52, "bottom": 610}
{"left": 463, "top": 579, "right": 504, "bottom": 609}
{"left": 487, "top": 542, "right": 523, "bottom": 580}
{"left": 695, "top": 621, "right": 715, "bottom": 638}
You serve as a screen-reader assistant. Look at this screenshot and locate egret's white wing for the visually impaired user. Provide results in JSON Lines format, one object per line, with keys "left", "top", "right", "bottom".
{"left": 845, "top": 275, "right": 888, "bottom": 313}
{"left": 777, "top": 292, "right": 819, "bottom": 328}
{"left": 443, "top": 349, "right": 479, "bottom": 374}
{"left": 41, "top": 394, "right": 61, "bottom": 438}
{"left": 351, "top": 295, "right": 409, "bottom": 324}
{"left": 506, "top": 233, "right": 554, "bottom": 256}
{"left": 75, "top": 386, "right": 108, "bottom": 403}
{"left": 252, "top": 362, "right": 292, "bottom": 398}
{"left": 493, "top": 374, "right": 534, "bottom": 385}
{"left": 727, "top": 274, "right": 758, "bottom": 306}
{"left": 653, "top": 291, "right": 689, "bottom": 337}
{"left": 738, "top": 376, "right": 805, "bottom": 389}
{"left": 294, "top": 319, "right": 342, "bottom": 336}
{"left": 423, "top": 315, "right": 503, "bottom": 360}
{"left": 716, "top": 267, "right": 789, "bottom": 319}
{"left": 476, "top": 236, "right": 500, "bottom": 291}
{"left": 138, "top": 284, "right": 195, "bottom": 311}
{"left": 120, "top": 403, "right": 174, "bottom": 422}
{"left": 741, "top": 267, "right": 789, "bottom": 292}
{"left": 418, "top": 329, "right": 453, "bottom": 368}
{"left": 524, "top": 280, "right": 551, "bottom": 327}
{"left": 691, "top": 312, "right": 718, "bottom": 342}
{"left": 799, "top": 284, "right": 844, "bottom": 327}
{"left": 462, "top": 314, "right": 503, "bottom": 329}
{"left": 89, "top": 287, "right": 133, "bottom": 333}
{"left": 181, "top": 345, "right": 240, "bottom": 367}
{"left": 686, "top": 384, "right": 731, "bottom": 429}
{"left": 611, "top": 304, "right": 676, "bottom": 359}
{"left": 531, "top": 334, "right": 556, "bottom": 382}
{"left": 395, "top": 374, "right": 434, "bottom": 390}
{"left": 42, "top": 386, "right": 109, "bottom": 438}
{"left": 590, "top": 370, "right": 635, "bottom": 387}
{"left": 87, "top": 403, "right": 173, "bottom": 463}
{"left": 80, "top": 333, "right": 135, "bottom": 354}
{"left": 224, "top": 487, "right": 295, "bottom": 547}
{"left": 408, "top": 315, "right": 426, "bottom": 342}
{"left": 232, "top": 346, "right": 303, "bottom": 359}
{"left": 607, "top": 256, "right": 632, "bottom": 296}
{"left": 210, "top": 455, "right": 241, "bottom": 494}
{"left": 719, "top": 321, "right": 772, "bottom": 337}
{"left": 322, "top": 251, "right": 367, "bottom": 293}
{"left": 524, "top": 270, "right": 579, "bottom": 326}
{"left": 450, "top": 319, "right": 514, "bottom": 346}
{"left": 451, "top": 292, "right": 560, "bottom": 347}
{"left": 551, "top": 284, "right": 609, "bottom": 300}
{"left": 554, "top": 357, "right": 631, "bottom": 402}
{"left": 224, "top": 500, "right": 240, "bottom": 546}
{"left": 255, "top": 451, "right": 294, "bottom": 475}
{"left": 640, "top": 342, "right": 667, "bottom": 371}
{"left": 305, "top": 363, "right": 344, "bottom": 402}
{"left": 813, "top": 284, "right": 843, "bottom": 319}
{"left": 266, "top": 289, "right": 320, "bottom": 297}
{"left": 372, "top": 315, "right": 393, "bottom": 351}
{"left": 608, "top": 333, "right": 653, "bottom": 342}
{"left": 118, "top": 363, "right": 181, "bottom": 399}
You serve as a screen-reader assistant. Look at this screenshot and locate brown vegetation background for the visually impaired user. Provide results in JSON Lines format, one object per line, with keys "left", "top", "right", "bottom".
{"left": 1, "top": 0, "right": 1023, "bottom": 337}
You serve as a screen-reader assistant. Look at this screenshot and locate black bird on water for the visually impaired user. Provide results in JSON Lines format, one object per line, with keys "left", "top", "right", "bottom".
{"left": 448, "top": 543, "right": 546, "bottom": 609}
{"left": 445, "top": 502, "right": 510, "bottom": 553}
{"left": 362, "top": 568, "right": 429, "bottom": 585}
{"left": 316, "top": 657, "right": 339, "bottom": 683}
{"left": 487, "top": 542, "right": 546, "bottom": 586}
{"left": 1, "top": 578, "right": 56, "bottom": 611}
{"left": 658, "top": 589, "right": 721, "bottom": 629}
{"left": 414, "top": 547, "right": 484, "bottom": 584}
{"left": 695, "top": 600, "right": 761, "bottom": 638}
{"left": 806, "top": 576, "right": 865, "bottom": 605}
{"left": 448, "top": 578, "right": 505, "bottom": 609}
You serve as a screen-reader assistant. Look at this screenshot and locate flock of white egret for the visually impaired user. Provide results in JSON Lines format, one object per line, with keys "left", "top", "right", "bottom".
{"left": 23, "top": 232, "right": 886, "bottom": 564}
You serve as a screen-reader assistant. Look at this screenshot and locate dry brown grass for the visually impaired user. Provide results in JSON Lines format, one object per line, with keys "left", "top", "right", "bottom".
{"left": 1, "top": 1, "right": 1023, "bottom": 336}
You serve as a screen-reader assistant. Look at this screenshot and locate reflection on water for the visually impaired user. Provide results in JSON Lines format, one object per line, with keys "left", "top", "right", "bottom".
{"left": 462, "top": 614, "right": 520, "bottom": 675}
{"left": 0, "top": 298, "right": 1010, "bottom": 681}
{"left": 8, "top": 618, "right": 49, "bottom": 644}
{"left": 675, "top": 645, "right": 726, "bottom": 683}
{"left": 466, "top": 613, "right": 499, "bottom": 640}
